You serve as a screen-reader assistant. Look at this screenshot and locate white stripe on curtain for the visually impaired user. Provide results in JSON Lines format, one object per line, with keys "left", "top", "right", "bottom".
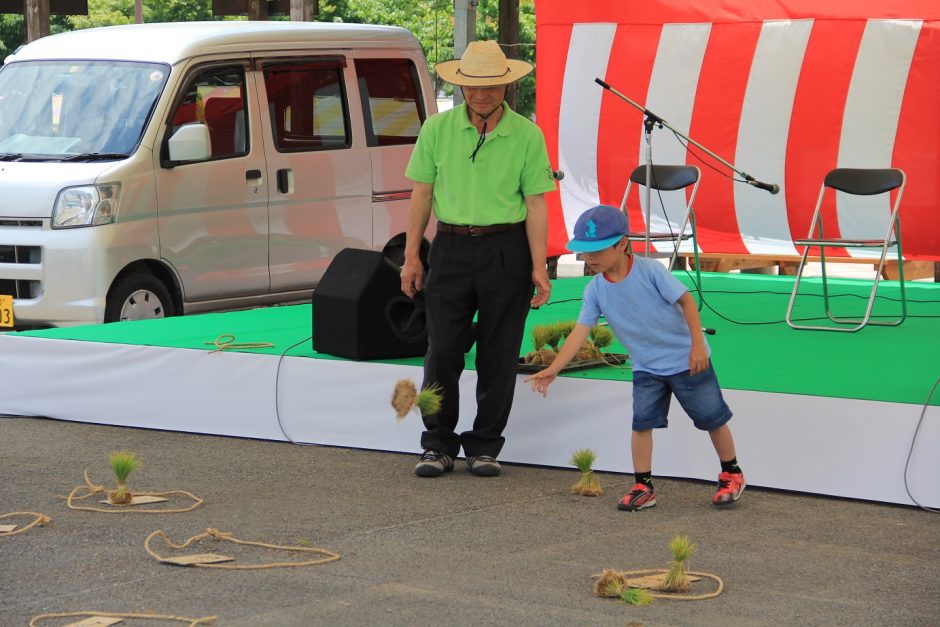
{"left": 735, "top": 19, "right": 813, "bottom": 255}
{"left": 557, "top": 22, "right": 618, "bottom": 239}
{"left": 837, "top": 19, "right": 921, "bottom": 259}
{"left": 641, "top": 23, "right": 711, "bottom": 253}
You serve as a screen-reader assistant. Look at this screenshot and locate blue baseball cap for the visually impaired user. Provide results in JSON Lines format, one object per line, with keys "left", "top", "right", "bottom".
{"left": 566, "top": 205, "right": 629, "bottom": 253}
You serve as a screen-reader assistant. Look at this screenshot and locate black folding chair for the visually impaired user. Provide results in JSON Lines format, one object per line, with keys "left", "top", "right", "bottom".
{"left": 786, "top": 167, "right": 907, "bottom": 332}
{"left": 619, "top": 164, "right": 702, "bottom": 308}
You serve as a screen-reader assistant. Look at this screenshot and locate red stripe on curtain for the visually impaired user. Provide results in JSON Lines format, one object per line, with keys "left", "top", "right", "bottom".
{"left": 785, "top": 20, "right": 867, "bottom": 257}
{"left": 893, "top": 22, "right": 940, "bottom": 260}
{"left": 535, "top": 1, "right": 940, "bottom": 25}
{"left": 535, "top": 23, "right": 574, "bottom": 258}
{"left": 595, "top": 25, "right": 663, "bottom": 253}
{"left": 686, "top": 22, "right": 763, "bottom": 254}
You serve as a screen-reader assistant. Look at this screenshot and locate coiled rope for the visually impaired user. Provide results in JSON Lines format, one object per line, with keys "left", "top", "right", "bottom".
{"left": 594, "top": 568, "right": 724, "bottom": 601}
{"left": 63, "top": 470, "right": 203, "bottom": 514}
{"left": 205, "top": 333, "right": 274, "bottom": 353}
{"left": 145, "top": 527, "right": 341, "bottom": 570}
{"left": 0, "top": 512, "right": 52, "bottom": 537}
{"left": 29, "top": 610, "right": 216, "bottom": 626}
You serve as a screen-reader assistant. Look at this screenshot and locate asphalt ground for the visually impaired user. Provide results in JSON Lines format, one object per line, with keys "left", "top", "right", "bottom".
{"left": 1, "top": 414, "right": 938, "bottom": 626}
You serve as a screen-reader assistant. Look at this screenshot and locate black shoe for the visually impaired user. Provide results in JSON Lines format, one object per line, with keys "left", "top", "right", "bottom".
{"left": 466, "top": 455, "right": 501, "bottom": 477}
{"left": 414, "top": 450, "right": 454, "bottom": 477}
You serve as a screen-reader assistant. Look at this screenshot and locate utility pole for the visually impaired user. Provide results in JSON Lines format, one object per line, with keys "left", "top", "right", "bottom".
{"left": 246, "top": 0, "right": 268, "bottom": 20}
{"left": 24, "top": 0, "right": 50, "bottom": 41}
{"left": 452, "top": 0, "right": 477, "bottom": 106}
{"left": 290, "top": 0, "right": 316, "bottom": 21}
{"left": 498, "top": 0, "right": 519, "bottom": 110}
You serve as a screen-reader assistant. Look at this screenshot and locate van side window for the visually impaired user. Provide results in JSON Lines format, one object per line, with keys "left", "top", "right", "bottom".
{"left": 354, "top": 58, "right": 426, "bottom": 147}
{"left": 168, "top": 66, "right": 248, "bottom": 160}
{"left": 263, "top": 59, "right": 350, "bottom": 152}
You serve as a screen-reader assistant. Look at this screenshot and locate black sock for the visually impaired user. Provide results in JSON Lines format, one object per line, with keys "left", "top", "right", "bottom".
{"left": 720, "top": 458, "right": 741, "bottom": 474}
{"left": 634, "top": 471, "right": 653, "bottom": 490}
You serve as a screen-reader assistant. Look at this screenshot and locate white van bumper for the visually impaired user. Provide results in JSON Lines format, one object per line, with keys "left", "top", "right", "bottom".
{"left": 0, "top": 222, "right": 152, "bottom": 328}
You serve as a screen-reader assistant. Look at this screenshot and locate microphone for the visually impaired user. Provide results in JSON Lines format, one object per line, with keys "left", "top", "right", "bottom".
{"left": 551, "top": 169, "right": 565, "bottom": 181}
{"left": 745, "top": 177, "right": 780, "bottom": 195}
{"left": 703, "top": 327, "right": 717, "bottom": 335}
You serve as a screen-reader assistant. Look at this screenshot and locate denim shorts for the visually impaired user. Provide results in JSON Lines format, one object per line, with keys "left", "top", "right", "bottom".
{"left": 631, "top": 365, "right": 733, "bottom": 432}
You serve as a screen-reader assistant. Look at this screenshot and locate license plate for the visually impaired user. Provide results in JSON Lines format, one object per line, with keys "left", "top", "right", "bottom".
{"left": 0, "top": 294, "right": 13, "bottom": 327}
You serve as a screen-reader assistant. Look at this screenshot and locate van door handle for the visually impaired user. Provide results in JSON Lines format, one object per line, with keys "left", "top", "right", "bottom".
{"left": 277, "top": 168, "right": 293, "bottom": 194}
{"left": 246, "top": 169, "right": 262, "bottom": 182}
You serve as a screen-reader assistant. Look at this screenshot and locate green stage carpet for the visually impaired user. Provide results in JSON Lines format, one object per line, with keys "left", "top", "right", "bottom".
{"left": 15, "top": 272, "right": 940, "bottom": 406}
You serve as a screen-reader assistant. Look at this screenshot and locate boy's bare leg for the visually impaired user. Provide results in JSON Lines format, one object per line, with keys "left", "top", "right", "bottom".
{"left": 708, "top": 424, "right": 737, "bottom": 462}
{"left": 618, "top": 429, "right": 658, "bottom": 511}
{"left": 631, "top": 429, "right": 653, "bottom": 474}
{"left": 709, "top": 424, "right": 745, "bottom": 505}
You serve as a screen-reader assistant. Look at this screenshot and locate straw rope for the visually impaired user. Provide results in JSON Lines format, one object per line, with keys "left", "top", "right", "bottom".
{"left": 205, "top": 333, "right": 274, "bottom": 353}
{"left": 63, "top": 470, "right": 203, "bottom": 514}
{"left": 145, "top": 528, "right": 341, "bottom": 570}
{"left": 29, "top": 610, "right": 216, "bottom": 626}
{"left": 594, "top": 568, "right": 724, "bottom": 601}
{"left": 596, "top": 350, "right": 631, "bottom": 370}
{"left": 0, "top": 512, "right": 52, "bottom": 537}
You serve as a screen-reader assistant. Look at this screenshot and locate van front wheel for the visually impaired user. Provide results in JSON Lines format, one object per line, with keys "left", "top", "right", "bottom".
{"left": 105, "top": 272, "right": 174, "bottom": 323}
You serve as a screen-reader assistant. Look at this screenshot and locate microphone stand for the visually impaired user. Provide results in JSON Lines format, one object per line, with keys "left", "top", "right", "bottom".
{"left": 595, "top": 78, "right": 777, "bottom": 256}
{"left": 640, "top": 111, "right": 663, "bottom": 257}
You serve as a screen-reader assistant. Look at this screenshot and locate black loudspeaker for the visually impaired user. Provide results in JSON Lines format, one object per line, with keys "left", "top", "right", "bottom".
{"left": 312, "top": 247, "right": 428, "bottom": 360}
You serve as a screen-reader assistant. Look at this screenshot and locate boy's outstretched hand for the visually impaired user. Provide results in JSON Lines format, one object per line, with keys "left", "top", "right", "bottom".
{"left": 525, "top": 369, "right": 558, "bottom": 397}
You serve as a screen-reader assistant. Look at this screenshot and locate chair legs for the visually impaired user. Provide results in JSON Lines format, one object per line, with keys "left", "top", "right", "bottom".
{"left": 787, "top": 168, "right": 907, "bottom": 332}
{"left": 786, "top": 238, "right": 907, "bottom": 332}
{"left": 667, "top": 210, "right": 702, "bottom": 311}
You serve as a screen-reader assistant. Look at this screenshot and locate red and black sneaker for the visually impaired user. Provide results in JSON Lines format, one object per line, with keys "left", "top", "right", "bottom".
{"left": 617, "top": 483, "right": 657, "bottom": 511}
{"left": 713, "top": 471, "right": 746, "bottom": 506}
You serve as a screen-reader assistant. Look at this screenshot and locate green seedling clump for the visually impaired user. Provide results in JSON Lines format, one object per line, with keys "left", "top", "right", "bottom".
{"left": 392, "top": 379, "right": 444, "bottom": 420}
{"left": 618, "top": 586, "right": 654, "bottom": 606}
{"left": 659, "top": 535, "right": 697, "bottom": 592}
{"left": 108, "top": 451, "right": 142, "bottom": 505}
{"left": 570, "top": 449, "right": 602, "bottom": 496}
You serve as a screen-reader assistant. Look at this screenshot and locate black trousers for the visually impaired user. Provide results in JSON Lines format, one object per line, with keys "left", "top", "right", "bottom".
{"left": 420, "top": 226, "right": 533, "bottom": 458}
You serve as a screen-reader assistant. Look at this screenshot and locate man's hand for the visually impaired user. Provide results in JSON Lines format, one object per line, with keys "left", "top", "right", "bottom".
{"left": 530, "top": 266, "right": 551, "bottom": 307}
{"left": 401, "top": 181, "right": 433, "bottom": 298}
{"left": 400, "top": 258, "right": 424, "bottom": 298}
{"left": 523, "top": 193, "right": 550, "bottom": 307}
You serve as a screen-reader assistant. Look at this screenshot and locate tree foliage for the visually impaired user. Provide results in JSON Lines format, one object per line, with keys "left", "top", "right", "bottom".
{"left": 0, "top": 14, "right": 70, "bottom": 56}
{"left": 70, "top": 0, "right": 214, "bottom": 29}
{"left": 334, "top": 0, "right": 536, "bottom": 117}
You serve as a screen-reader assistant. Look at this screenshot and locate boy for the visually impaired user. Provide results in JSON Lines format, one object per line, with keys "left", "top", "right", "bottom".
{"left": 525, "top": 205, "right": 744, "bottom": 510}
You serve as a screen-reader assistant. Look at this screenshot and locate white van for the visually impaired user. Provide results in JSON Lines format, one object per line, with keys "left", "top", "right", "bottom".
{"left": 0, "top": 20, "right": 435, "bottom": 328}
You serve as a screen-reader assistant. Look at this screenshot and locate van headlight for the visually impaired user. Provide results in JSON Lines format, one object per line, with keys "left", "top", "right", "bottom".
{"left": 52, "top": 184, "right": 121, "bottom": 228}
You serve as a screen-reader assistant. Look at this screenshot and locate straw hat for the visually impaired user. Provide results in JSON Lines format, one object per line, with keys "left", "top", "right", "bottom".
{"left": 435, "top": 40, "right": 533, "bottom": 86}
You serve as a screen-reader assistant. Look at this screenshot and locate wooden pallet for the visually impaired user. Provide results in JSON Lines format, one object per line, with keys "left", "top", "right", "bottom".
{"left": 675, "top": 253, "right": 937, "bottom": 281}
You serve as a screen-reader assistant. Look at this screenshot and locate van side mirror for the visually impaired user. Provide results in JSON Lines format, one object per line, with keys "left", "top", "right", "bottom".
{"left": 167, "top": 123, "right": 210, "bottom": 163}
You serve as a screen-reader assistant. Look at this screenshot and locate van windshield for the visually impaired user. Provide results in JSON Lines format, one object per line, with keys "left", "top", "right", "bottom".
{"left": 0, "top": 60, "right": 169, "bottom": 160}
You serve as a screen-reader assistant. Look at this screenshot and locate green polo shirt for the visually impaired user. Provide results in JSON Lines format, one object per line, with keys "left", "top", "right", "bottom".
{"left": 405, "top": 102, "right": 557, "bottom": 226}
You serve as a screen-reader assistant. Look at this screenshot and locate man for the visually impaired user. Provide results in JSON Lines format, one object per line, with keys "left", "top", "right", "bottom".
{"left": 400, "top": 40, "right": 557, "bottom": 478}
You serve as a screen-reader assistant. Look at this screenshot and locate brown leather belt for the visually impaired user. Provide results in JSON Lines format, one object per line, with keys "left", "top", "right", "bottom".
{"left": 436, "top": 221, "right": 525, "bottom": 237}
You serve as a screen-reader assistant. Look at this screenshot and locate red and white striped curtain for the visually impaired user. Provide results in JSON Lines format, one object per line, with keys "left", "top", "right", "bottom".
{"left": 535, "top": 1, "right": 940, "bottom": 260}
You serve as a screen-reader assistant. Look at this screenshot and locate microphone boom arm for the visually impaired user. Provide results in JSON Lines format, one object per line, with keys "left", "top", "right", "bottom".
{"left": 594, "top": 78, "right": 778, "bottom": 193}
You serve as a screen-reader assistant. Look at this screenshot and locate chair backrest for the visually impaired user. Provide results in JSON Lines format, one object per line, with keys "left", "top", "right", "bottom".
{"left": 628, "top": 164, "right": 699, "bottom": 191}
{"left": 824, "top": 168, "right": 904, "bottom": 196}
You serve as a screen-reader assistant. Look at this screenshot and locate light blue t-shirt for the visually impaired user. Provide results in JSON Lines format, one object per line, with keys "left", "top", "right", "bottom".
{"left": 576, "top": 256, "right": 709, "bottom": 376}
